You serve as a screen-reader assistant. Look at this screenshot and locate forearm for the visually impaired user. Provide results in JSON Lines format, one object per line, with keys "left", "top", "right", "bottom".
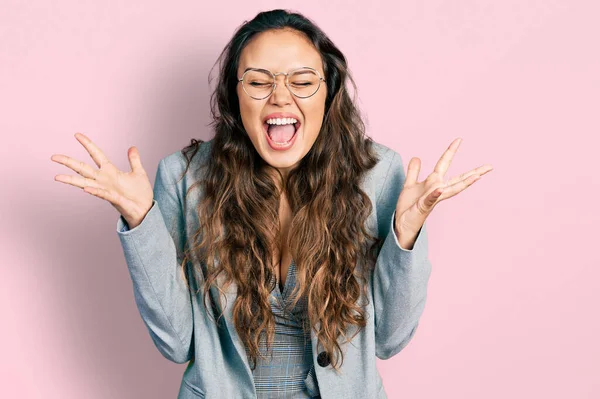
{"left": 373, "top": 210, "right": 432, "bottom": 359}
{"left": 117, "top": 200, "right": 194, "bottom": 364}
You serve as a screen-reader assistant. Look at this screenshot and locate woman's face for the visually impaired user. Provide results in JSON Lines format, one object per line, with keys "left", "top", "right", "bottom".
{"left": 236, "top": 29, "right": 327, "bottom": 179}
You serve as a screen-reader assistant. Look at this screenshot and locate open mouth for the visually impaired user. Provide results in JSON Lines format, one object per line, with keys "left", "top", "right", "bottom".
{"left": 262, "top": 121, "right": 301, "bottom": 145}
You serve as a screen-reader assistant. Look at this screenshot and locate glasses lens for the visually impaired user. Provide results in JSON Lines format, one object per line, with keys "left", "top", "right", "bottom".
{"left": 288, "top": 68, "right": 320, "bottom": 97}
{"left": 243, "top": 70, "right": 274, "bottom": 99}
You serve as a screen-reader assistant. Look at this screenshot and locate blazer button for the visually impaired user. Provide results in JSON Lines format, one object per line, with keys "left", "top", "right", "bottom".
{"left": 317, "top": 351, "right": 330, "bottom": 367}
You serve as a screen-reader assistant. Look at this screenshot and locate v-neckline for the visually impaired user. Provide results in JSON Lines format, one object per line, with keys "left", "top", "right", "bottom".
{"left": 277, "top": 259, "right": 294, "bottom": 298}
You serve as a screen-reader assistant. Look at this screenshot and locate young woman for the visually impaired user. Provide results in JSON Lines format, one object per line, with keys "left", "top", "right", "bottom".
{"left": 51, "top": 9, "right": 492, "bottom": 399}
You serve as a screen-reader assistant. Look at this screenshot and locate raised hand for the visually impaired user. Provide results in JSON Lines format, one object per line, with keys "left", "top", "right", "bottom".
{"left": 50, "top": 133, "right": 154, "bottom": 229}
{"left": 394, "top": 138, "right": 493, "bottom": 249}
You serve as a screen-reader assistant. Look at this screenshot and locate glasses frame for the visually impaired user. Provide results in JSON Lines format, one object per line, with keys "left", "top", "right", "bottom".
{"left": 238, "top": 66, "right": 325, "bottom": 100}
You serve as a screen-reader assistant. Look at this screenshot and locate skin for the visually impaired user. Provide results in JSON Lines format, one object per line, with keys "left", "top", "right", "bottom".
{"left": 236, "top": 28, "right": 329, "bottom": 285}
{"left": 50, "top": 136, "right": 153, "bottom": 229}
{"left": 49, "top": 32, "right": 494, "bottom": 271}
{"left": 394, "top": 138, "right": 494, "bottom": 250}
{"left": 236, "top": 28, "right": 328, "bottom": 182}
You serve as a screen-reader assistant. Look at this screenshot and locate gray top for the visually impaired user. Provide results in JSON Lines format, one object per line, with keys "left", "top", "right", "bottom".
{"left": 120, "top": 221, "right": 320, "bottom": 396}
{"left": 115, "top": 139, "right": 432, "bottom": 398}
{"left": 248, "top": 259, "right": 320, "bottom": 398}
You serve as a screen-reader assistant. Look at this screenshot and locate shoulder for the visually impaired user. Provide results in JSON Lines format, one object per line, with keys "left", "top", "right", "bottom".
{"left": 151, "top": 139, "right": 214, "bottom": 206}
{"left": 159, "top": 138, "right": 214, "bottom": 181}
{"left": 368, "top": 140, "right": 402, "bottom": 181}
{"left": 362, "top": 140, "right": 404, "bottom": 205}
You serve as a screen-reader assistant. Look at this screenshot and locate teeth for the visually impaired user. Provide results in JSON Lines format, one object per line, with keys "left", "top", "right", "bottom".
{"left": 272, "top": 136, "right": 294, "bottom": 145}
{"left": 265, "top": 117, "right": 298, "bottom": 125}
{"left": 265, "top": 117, "right": 299, "bottom": 145}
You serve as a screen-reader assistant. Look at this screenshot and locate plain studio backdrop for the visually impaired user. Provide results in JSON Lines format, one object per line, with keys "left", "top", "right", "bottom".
{"left": 1, "top": 0, "right": 598, "bottom": 398}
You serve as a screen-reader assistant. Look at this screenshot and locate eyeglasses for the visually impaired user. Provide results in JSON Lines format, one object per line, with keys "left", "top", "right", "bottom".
{"left": 238, "top": 66, "right": 325, "bottom": 100}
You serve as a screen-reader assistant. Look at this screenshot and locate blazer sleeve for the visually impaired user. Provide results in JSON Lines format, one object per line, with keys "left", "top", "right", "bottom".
{"left": 116, "top": 157, "right": 194, "bottom": 364}
{"left": 372, "top": 150, "right": 432, "bottom": 360}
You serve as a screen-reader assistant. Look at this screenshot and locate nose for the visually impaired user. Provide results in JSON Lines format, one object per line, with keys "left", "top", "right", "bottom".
{"left": 269, "top": 74, "right": 292, "bottom": 105}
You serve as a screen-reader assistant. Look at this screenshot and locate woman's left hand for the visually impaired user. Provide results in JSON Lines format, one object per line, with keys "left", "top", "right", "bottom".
{"left": 394, "top": 138, "right": 493, "bottom": 249}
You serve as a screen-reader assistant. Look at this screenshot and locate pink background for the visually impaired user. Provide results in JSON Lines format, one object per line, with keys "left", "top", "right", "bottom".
{"left": 2, "top": 0, "right": 599, "bottom": 397}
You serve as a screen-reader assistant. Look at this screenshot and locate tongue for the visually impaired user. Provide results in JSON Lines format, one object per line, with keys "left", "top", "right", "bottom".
{"left": 268, "top": 124, "right": 295, "bottom": 142}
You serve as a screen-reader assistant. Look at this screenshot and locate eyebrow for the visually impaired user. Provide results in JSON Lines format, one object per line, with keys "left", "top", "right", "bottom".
{"left": 243, "top": 67, "right": 263, "bottom": 73}
{"left": 242, "top": 66, "right": 315, "bottom": 73}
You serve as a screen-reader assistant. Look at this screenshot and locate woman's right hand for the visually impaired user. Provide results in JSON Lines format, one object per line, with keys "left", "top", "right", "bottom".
{"left": 51, "top": 133, "right": 154, "bottom": 229}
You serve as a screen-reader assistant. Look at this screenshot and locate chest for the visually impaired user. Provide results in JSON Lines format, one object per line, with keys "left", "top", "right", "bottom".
{"left": 274, "top": 194, "right": 293, "bottom": 289}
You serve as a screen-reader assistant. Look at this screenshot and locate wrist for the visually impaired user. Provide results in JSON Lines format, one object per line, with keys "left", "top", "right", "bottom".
{"left": 394, "top": 226, "right": 417, "bottom": 250}
{"left": 393, "top": 214, "right": 420, "bottom": 251}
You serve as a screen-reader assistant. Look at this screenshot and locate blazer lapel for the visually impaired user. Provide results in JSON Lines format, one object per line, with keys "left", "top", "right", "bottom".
{"left": 215, "top": 274, "right": 255, "bottom": 383}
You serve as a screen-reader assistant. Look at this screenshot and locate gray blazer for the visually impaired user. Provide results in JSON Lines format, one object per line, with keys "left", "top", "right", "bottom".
{"left": 116, "top": 139, "right": 432, "bottom": 398}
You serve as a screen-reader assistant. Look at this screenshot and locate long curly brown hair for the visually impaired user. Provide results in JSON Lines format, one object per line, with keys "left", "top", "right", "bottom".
{"left": 176, "top": 9, "right": 385, "bottom": 371}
